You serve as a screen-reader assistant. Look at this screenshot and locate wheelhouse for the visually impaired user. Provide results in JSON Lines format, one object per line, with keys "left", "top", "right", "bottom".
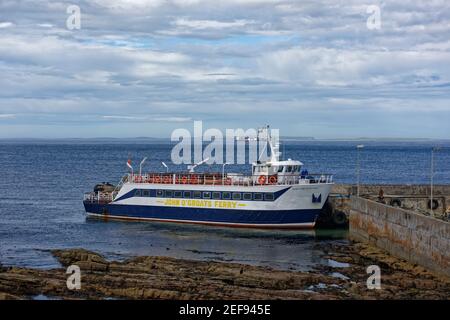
{"left": 252, "top": 159, "right": 303, "bottom": 185}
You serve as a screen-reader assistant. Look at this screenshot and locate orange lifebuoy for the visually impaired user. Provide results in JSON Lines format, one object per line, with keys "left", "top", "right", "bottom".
{"left": 190, "top": 174, "right": 198, "bottom": 184}
{"left": 181, "top": 176, "right": 188, "bottom": 184}
{"left": 258, "top": 175, "right": 266, "bottom": 185}
{"left": 225, "top": 178, "right": 232, "bottom": 185}
{"left": 163, "top": 175, "right": 171, "bottom": 184}
{"left": 269, "top": 175, "right": 277, "bottom": 184}
{"left": 154, "top": 176, "right": 161, "bottom": 184}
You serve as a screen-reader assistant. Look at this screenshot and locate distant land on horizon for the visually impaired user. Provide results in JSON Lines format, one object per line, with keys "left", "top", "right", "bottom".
{"left": 0, "top": 136, "right": 449, "bottom": 143}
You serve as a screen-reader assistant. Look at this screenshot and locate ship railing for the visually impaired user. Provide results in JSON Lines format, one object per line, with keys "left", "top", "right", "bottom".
{"left": 125, "top": 172, "right": 333, "bottom": 186}
{"left": 83, "top": 191, "right": 116, "bottom": 203}
{"left": 112, "top": 175, "right": 128, "bottom": 200}
{"left": 299, "top": 173, "right": 334, "bottom": 184}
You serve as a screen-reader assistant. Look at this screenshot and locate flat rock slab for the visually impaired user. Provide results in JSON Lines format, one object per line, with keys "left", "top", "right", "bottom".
{"left": 0, "top": 242, "right": 449, "bottom": 300}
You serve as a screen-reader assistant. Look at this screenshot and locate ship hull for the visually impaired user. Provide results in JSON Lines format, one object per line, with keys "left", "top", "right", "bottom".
{"left": 84, "top": 203, "right": 320, "bottom": 229}
{"left": 83, "top": 183, "right": 332, "bottom": 229}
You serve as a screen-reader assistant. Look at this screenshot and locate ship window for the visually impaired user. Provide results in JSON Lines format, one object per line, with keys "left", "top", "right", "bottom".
{"left": 142, "top": 190, "right": 150, "bottom": 197}
{"left": 165, "top": 190, "right": 173, "bottom": 198}
{"left": 203, "top": 191, "right": 211, "bottom": 199}
{"left": 135, "top": 190, "right": 142, "bottom": 197}
{"left": 232, "top": 192, "right": 241, "bottom": 200}
{"left": 286, "top": 166, "right": 292, "bottom": 173}
{"left": 253, "top": 193, "right": 263, "bottom": 201}
{"left": 156, "top": 190, "right": 163, "bottom": 197}
{"left": 183, "top": 191, "right": 191, "bottom": 198}
{"left": 212, "top": 192, "right": 221, "bottom": 199}
{"left": 222, "top": 192, "right": 231, "bottom": 200}
{"left": 174, "top": 191, "right": 182, "bottom": 198}
{"left": 264, "top": 193, "right": 274, "bottom": 201}
{"left": 243, "top": 193, "right": 252, "bottom": 201}
{"left": 193, "top": 191, "right": 202, "bottom": 199}
{"left": 277, "top": 166, "right": 284, "bottom": 173}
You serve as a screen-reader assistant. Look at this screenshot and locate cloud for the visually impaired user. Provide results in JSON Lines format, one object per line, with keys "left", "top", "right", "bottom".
{"left": 102, "top": 115, "right": 192, "bottom": 122}
{"left": 37, "top": 23, "right": 53, "bottom": 28}
{"left": 0, "top": 114, "right": 16, "bottom": 119}
{"left": 102, "top": 115, "right": 142, "bottom": 120}
{"left": 173, "top": 18, "right": 254, "bottom": 30}
{"left": 153, "top": 117, "right": 192, "bottom": 122}
{"left": 258, "top": 47, "right": 450, "bottom": 87}
{"left": 0, "top": 22, "right": 14, "bottom": 28}
{"left": 0, "top": 0, "right": 449, "bottom": 138}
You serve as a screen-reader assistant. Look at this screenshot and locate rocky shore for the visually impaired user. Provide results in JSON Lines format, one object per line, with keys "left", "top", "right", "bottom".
{"left": 0, "top": 242, "right": 449, "bottom": 300}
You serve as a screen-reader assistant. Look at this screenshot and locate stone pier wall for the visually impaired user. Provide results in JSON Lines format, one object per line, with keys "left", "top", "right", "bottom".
{"left": 330, "top": 184, "right": 450, "bottom": 219}
{"left": 350, "top": 197, "right": 450, "bottom": 278}
{"left": 332, "top": 184, "right": 450, "bottom": 196}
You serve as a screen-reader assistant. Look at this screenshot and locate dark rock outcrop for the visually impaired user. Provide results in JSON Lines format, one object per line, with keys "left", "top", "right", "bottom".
{"left": 0, "top": 243, "right": 449, "bottom": 300}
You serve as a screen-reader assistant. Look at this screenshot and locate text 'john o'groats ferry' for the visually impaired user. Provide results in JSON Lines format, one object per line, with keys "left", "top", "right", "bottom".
{"left": 83, "top": 126, "right": 334, "bottom": 229}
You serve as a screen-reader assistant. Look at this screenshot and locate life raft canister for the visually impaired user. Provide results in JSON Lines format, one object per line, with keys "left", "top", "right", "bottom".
{"left": 258, "top": 175, "right": 266, "bottom": 185}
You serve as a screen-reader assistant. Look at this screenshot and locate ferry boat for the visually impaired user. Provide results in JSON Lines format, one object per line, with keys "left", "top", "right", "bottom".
{"left": 83, "top": 126, "right": 333, "bottom": 229}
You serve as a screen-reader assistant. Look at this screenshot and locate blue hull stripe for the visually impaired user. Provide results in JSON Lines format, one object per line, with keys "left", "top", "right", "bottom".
{"left": 83, "top": 203, "right": 320, "bottom": 225}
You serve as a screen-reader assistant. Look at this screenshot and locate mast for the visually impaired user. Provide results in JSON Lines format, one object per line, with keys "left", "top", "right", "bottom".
{"left": 257, "top": 125, "right": 280, "bottom": 163}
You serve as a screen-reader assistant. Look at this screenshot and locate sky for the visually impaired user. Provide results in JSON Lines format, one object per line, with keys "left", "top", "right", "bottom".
{"left": 0, "top": 0, "right": 449, "bottom": 139}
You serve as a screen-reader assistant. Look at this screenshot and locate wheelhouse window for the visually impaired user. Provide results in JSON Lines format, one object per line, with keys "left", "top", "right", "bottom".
{"left": 277, "top": 166, "right": 284, "bottom": 173}
{"left": 254, "top": 166, "right": 269, "bottom": 174}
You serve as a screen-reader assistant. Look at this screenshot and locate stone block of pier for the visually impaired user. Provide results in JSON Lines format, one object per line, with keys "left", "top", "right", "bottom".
{"left": 349, "top": 196, "right": 450, "bottom": 278}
